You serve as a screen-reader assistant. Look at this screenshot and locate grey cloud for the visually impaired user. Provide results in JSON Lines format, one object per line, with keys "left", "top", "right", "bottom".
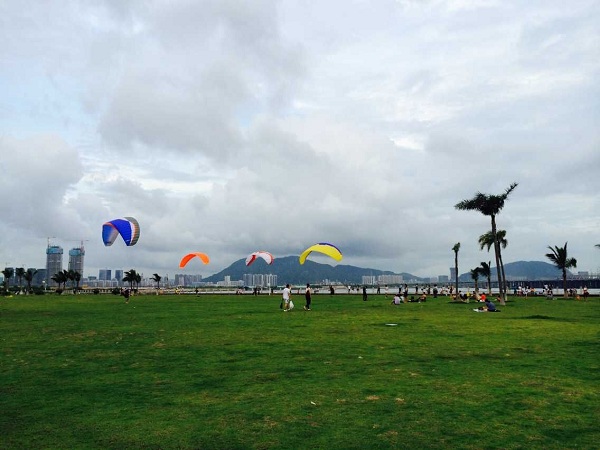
{"left": 1, "top": 0, "right": 598, "bottom": 279}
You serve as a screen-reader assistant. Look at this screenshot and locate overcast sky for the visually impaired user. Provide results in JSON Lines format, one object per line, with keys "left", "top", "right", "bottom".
{"left": 1, "top": 0, "right": 598, "bottom": 281}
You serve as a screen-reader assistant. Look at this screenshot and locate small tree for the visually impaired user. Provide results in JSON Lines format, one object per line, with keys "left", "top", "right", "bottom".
{"left": 15, "top": 267, "right": 26, "bottom": 293}
{"left": 24, "top": 268, "right": 38, "bottom": 294}
{"left": 545, "top": 242, "right": 577, "bottom": 298}
{"left": 452, "top": 242, "right": 460, "bottom": 299}
{"left": 470, "top": 267, "right": 481, "bottom": 301}
{"left": 2, "top": 267, "right": 14, "bottom": 294}
{"left": 150, "top": 273, "right": 162, "bottom": 294}
{"left": 51, "top": 271, "right": 67, "bottom": 290}
{"left": 123, "top": 269, "right": 139, "bottom": 291}
{"left": 479, "top": 229, "right": 508, "bottom": 295}
{"left": 479, "top": 261, "right": 492, "bottom": 295}
{"left": 73, "top": 271, "right": 82, "bottom": 292}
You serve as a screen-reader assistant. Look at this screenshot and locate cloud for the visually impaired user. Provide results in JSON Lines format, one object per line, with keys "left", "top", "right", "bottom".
{"left": 1, "top": 0, "right": 598, "bottom": 280}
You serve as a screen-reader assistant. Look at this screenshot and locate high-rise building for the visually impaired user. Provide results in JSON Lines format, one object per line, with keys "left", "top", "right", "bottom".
{"left": 114, "top": 270, "right": 123, "bottom": 284}
{"left": 377, "top": 274, "right": 403, "bottom": 285}
{"left": 243, "top": 273, "right": 277, "bottom": 288}
{"left": 68, "top": 245, "right": 85, "bottom": 275}
{"left": 46, "top": 245, "right": 63, "bottom": 286}
{"left": 99, "top": 269, "right": 112, "bottom": 281}
{"left": 33, "top": 269, "right": 47, "bottom": 287}
{"left": 450, "top": 267, "right": 457, "bottom": 281}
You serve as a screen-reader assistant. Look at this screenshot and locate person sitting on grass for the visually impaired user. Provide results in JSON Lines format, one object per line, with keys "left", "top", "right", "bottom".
{"left": 391, "top": 294, "right": 402, "bottom": 305}
{"left": 474, "top": 297, "right": 501, "bottom": 312}
{"left": 484, "top": 298, "right": 497, "bottom": 311}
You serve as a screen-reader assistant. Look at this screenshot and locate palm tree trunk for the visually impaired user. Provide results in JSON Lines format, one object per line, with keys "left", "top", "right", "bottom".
{"left": 562, "top": 269, "right": 568, "bottom": 298}
{"left": 499, "top": 253, "right": 507, "bottom": 298}
{"left": 491, "top": 215, "right": 505, "bottom": 305}
{"left": 454, "top": 253, "right": 459, "bottom": 301}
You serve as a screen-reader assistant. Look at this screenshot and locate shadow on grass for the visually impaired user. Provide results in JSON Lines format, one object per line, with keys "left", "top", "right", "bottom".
{"left": 512, "top": 315, "right": 578, "bottom": 322}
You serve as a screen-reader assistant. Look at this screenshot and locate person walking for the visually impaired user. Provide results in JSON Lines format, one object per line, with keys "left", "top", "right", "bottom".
{"left": 282, "top": 283, "right": 292, "bottom": 311}
{"left": 362, "top": 286, "right": 368, "bottom": 301}
{"left": 304, "top": 283, "right": 312, "bottom": 310}
{"left": 121, "top": 288, "right": 131, "bottom": 304}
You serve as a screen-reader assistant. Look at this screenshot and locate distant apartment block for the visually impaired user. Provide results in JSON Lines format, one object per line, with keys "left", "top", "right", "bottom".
{"left": 243, "top": 273, "right": 278, "bottom": 288}
{"left": 68, "top": 246, "right": 85, "bottom": 275}
{"left": 46, "top": 245, "right": 63, "bottom": 286}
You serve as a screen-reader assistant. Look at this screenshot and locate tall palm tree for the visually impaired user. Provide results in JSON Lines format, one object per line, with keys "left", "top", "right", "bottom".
{"left": 470, "top": 267, "right": 481, "bottom": 301}
{"left": 150, "top": 273, "right": 162, "bottom": 294}
{"left": 452, "top": 242, "right": 460, "bottom": 299}
{"left": 545, "top": 242, "right": 577, "bottom": 298}
{"left": 15, "top": 267, "right": 26, "bottom": 293}
{"left": 455, "top": 182, "right": 518, "bottom": 305}
{"left": 479, "top": 261, "right": 492, "bottom": 295}
{"left": 24, "top": 268, "right": 38, "bottom": 294}
{"left": 2, "top": 267, "right": 14, "bottom": 293}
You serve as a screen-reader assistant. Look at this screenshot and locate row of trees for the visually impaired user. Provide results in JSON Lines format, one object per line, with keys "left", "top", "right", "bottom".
{"left": 453, "top": 182, "right": 594, "bottom": 300}
{"left": 51, "top": 268, "right": 146, "bottom": 292}
{"left": 2, "top": 267, "right": 39, "bottom": 294}
{"left": 2, "top": 267, "right": 164, "bottom": 295}
{"left": 51, "top": 269, "right": 82, "bottom": 291}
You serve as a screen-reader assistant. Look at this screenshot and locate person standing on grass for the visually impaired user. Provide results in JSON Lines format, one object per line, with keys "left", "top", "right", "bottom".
{"left": 304, "top": 283, "right": 312, "bottom": 310}
{"left": 121, "top": 288, "right": 130, "bottom": 304}
{"left": 282, "top": 283, "right": 291, "bottom": 311}
{"left": 362, "top": 286, "right": 368, "bottom": 301}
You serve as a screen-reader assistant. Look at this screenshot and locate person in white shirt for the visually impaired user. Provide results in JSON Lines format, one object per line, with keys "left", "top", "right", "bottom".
{"left": 282, "top": 284, "right": 291, "bottom": 311}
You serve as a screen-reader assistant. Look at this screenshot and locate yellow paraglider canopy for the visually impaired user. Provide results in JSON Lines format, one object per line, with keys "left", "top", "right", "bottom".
{"left": 299, "top": 243, "right": 343, "bottom": 265}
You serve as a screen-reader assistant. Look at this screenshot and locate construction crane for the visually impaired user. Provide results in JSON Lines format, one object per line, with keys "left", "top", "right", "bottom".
{"left": 70, "top": 239, "right": 90, "bottom": 249}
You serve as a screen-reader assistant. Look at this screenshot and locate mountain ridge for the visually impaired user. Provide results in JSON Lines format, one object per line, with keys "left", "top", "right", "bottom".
{"left": 204, "top": 257, "right": 566, "bottom": 285}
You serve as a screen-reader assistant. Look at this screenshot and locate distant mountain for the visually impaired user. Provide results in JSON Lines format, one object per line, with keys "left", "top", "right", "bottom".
{"left": 459, "top": 260, "right": 566, "bottom": 281}
{"left": 205, "top": 258, "right": 566, "bottom": 286}
{"left": 204, "top": 256, "right": 425, "bottom": 285}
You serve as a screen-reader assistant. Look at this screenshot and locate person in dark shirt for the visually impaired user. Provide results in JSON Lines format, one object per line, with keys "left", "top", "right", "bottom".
{"left": 484, "top": 299, "right": 497, "bottom": 312}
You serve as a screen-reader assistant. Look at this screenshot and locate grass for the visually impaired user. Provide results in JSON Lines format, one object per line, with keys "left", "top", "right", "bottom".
{"left": 1, "top": 293, "right": 598, "bottom": 449}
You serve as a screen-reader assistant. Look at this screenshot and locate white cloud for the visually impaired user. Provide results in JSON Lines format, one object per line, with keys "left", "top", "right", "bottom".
{"left": 1, "top": 0, "right": 598, "bottom": 280}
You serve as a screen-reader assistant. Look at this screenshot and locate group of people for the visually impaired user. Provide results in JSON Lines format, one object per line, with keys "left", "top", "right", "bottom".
{"left": 280, "top": 283, "right": 506, "bottom": 313}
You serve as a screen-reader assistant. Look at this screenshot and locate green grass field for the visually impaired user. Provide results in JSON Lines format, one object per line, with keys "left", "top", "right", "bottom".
{"left": 1, "top": 292, "right": 598, "bottom": 449}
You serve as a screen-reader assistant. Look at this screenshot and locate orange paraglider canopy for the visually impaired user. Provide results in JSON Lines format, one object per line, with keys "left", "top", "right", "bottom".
{"left": 179, "top": 252, "right": 210, "bottom": 268}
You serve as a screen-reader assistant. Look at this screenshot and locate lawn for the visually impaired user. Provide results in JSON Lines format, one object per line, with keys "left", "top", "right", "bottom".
{"left": 1, "top": 292, "right": 598, "bottom": 449}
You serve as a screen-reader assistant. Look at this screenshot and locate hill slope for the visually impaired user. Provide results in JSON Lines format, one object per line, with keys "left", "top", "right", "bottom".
{"left": 204, "top": 256, "right": 424, "bottom": 285}
{"left": 205, "top": 258, "right": 569, "bottom": 285}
